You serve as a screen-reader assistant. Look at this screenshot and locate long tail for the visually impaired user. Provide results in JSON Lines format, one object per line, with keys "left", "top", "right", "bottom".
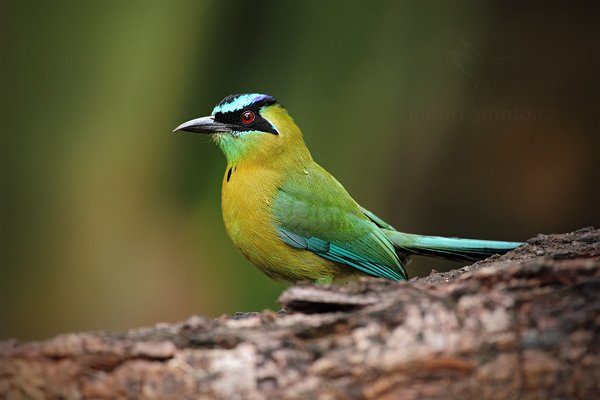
{"left": 382, "top": 229, "right": 522, "bottom": 262}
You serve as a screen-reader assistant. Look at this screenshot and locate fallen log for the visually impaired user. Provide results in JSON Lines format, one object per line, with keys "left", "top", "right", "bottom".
{"left": 1, "top": 228, "right": 598, "bottom": 399}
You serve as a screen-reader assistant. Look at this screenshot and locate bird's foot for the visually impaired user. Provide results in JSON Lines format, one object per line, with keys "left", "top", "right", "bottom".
{"left": 315, "top": 276, "right": 333, "bottom": 285}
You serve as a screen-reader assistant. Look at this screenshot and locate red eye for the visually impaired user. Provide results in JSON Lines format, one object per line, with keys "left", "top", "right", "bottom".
{"left": 241, "top": 110, "right": 255, "bottom": 124}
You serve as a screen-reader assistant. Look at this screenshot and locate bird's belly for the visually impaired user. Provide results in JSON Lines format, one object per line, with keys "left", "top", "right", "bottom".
{"left": 220, "top": 165, "right": 337, "bottom": 282}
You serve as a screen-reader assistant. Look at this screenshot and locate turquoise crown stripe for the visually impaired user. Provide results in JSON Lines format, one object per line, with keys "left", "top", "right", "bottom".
{"left": 212, "top": 93, "right": 272, "bottom": 115}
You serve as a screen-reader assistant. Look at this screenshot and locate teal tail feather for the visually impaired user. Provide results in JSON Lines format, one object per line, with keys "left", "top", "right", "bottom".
{"left": 382, "top": 229, "right": 522, "bottom": 262}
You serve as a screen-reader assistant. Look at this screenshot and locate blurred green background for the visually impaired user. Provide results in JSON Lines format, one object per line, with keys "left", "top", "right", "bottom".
{"left": 1, "top": 1, "right": 598, "bottom": 340}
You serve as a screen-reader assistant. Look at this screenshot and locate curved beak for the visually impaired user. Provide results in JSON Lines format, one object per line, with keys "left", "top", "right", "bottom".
{"left": 173, "top": 116, "right": 234, "bottom": 134}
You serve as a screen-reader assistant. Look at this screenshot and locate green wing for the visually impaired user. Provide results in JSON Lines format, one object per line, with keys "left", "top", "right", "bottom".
{"left": 272, "top": 164, "right": 407, "bottom": 281}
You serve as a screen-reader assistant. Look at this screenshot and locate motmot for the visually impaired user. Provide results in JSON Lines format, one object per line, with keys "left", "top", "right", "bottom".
{"left": 174, "top": 93, "right": 521, "bottom": 284}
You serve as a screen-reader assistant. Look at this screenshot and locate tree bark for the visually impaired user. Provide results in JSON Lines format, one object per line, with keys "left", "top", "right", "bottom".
{"left": 1, "top": 228, "right": 599, "bottom": 399}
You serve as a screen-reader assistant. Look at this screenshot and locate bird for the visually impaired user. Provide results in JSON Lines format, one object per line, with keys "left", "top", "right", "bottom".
{"left": 174, "top": 93, "right": 521, "bottom": 284}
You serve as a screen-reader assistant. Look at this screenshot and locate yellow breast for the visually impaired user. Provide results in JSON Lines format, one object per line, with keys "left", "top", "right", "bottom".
{"left": 220, "top": 163, "right": 337, "bottom": 281}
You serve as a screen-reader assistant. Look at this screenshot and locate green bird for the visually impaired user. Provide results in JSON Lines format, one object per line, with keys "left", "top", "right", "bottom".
{"left": 174, "top": 94, "right": 521, "bottom": 284}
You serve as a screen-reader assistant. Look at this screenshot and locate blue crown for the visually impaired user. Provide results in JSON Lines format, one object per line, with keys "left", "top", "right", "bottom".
{"left": 212, "top": 93, "right": 277, "bottom": 115}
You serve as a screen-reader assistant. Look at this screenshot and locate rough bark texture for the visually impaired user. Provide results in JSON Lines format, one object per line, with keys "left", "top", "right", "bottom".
{"left": 1, "top": 228, "right": 599, "bottom": 399}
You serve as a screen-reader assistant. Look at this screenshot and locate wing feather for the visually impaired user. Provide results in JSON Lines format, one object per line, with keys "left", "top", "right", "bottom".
{"left": 273, "top": 171, "right": 408, "bottom": 281}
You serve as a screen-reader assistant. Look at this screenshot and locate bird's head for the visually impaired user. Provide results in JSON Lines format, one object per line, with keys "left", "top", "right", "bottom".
{"left": 174, "top": 93, "right": 310, "bottom": 164}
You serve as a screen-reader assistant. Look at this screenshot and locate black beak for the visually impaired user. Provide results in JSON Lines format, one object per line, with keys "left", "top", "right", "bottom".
{"left": 173, "top": 116, "right": 234, "bottom": 134}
